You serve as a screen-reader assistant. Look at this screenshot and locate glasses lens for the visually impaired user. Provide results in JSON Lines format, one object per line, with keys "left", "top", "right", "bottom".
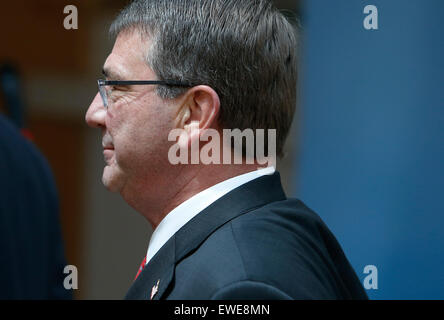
{"left": 97, "top": 80, "right": 108, "bottom": 108}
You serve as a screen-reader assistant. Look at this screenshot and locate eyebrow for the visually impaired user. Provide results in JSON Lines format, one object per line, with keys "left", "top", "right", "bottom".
{"left": 102, "top": 67, "right": 125, "bottom": 81}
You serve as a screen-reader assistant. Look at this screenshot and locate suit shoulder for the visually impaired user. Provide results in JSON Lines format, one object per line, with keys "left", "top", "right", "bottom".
{"left": 230, "top": 198, "right": 328, "bottom": 254}
{"left": 227, "top": 198, "right": 366, "bottom": 299}
{"left": 172, "top": 198, "right": 367, "bottom": 299}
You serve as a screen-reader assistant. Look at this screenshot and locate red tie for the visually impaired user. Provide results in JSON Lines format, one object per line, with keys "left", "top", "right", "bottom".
{"left": 134, "top": 256, "right": 147, "bottom": 281}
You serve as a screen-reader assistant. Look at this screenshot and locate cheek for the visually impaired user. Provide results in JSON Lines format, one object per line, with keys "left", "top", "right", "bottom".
{"left": 107, "top": 97, "right": 177, "bottom": 165}
{"left": 109, "top": 120, "right": 161, "bottom": 168}
{"left": 105, "top": 112, "right": 135, "bottom": 161}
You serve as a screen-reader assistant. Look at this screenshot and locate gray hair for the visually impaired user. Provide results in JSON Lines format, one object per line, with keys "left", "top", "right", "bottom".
{"left": 110, "top": 0, "right": 299, "bottom": 157}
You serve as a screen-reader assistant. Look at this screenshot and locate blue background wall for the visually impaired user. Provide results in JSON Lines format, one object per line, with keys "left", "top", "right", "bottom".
{"left": 294, "top": 0, "right": 444, "bottom": 299}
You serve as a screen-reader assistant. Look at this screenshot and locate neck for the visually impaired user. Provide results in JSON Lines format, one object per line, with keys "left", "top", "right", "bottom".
{"left": 126, "top": 163, "right": 264, "bottom": 229}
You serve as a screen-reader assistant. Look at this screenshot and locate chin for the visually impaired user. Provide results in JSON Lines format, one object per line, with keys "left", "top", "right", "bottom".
{"left": 102, "top": 180, "right": 119, "bottom": 192}
{"left": 102, "top": 176, "right": 118, "bottom": 192}
{"left": 102, "top": 166, "right": 124, "bottom": 193}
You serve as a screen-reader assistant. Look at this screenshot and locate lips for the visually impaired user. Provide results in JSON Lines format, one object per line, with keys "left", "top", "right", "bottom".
{"left": 102, "top": 134, "right": 115, "bottom": 163}
{"left": 102, "top": 144, "right": 114, "bottom": 164}
{"left": 102, "top": 134, "right": 114, "bottom": 150}
{"left": 102, "top": 138, "right": 114, "bottom": 150}
{"left": 103, "top": 148, "right": 114, "bottom": 164}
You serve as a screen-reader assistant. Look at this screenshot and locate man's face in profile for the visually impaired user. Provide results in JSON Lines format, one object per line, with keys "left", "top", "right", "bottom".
{"left": 85, "top": 31, "right": 178, "bottom": 196}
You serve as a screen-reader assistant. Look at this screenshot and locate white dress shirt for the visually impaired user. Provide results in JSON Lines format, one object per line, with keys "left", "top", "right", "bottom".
{"left": 145, "top": 166, "right": 276, "bottom": 265}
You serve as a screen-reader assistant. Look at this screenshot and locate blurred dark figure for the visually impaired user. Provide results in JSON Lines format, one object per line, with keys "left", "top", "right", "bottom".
{"left": 0, "top": 114, "right": 71, "bottom": 299}
{"left": 0, "top": 62, "right": 71, "bottom": 299}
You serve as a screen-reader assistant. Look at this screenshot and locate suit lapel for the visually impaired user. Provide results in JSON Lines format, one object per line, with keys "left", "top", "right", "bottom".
{"left": 125, "top": 236, "right": 175, "bottom": 300}
{"left": 125, "top": 171, "right": 286, "bottom": 300}
{"left": 174, "top": 171, "right": 286, "bottom": 263}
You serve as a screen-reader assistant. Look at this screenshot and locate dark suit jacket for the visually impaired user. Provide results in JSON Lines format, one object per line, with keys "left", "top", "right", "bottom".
{"left": 125, "top": 172, "right": 368, "bottom": 300}
{"left": 0, "top": 115, "right": 71, "bottom": 299}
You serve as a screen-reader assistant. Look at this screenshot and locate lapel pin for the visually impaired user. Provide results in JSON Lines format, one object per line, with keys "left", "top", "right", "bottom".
{"left": 150, "top": 279, "right": 160, "bottom": 300}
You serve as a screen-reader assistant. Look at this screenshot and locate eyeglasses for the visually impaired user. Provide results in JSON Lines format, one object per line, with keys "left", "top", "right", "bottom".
{"left": 97, "top": 79, "right": 191, "bottom": 109}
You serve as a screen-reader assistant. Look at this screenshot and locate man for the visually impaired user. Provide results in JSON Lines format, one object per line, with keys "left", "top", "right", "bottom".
{"left": 86, "top": 0, "right": 367, "bottom": 299}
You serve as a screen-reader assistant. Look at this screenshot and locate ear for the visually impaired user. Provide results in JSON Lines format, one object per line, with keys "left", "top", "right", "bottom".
{"left": 175, "top": 85, "right": 220, "bottom": 147}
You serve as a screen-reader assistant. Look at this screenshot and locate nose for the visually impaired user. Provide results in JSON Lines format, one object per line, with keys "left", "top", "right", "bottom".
{"left": 85, "top": 92, "right": 107, "bottom": 128}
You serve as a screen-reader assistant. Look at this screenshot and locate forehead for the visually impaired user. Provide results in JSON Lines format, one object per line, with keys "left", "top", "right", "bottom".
{"left": 103, "top": 30, "right": 154, "bottom": 80}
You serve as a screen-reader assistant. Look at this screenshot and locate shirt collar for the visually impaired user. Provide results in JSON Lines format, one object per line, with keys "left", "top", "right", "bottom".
{"left": 145, "top": 166, "right": 275, "bottom": 265}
